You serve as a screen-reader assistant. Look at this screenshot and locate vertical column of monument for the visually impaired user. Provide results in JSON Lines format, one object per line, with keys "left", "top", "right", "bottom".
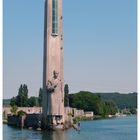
{"left": 50, "top": 0, "right": 64, "bottom": 121}
{"left": 42, "top": 0, "right": 64, "bottom": 128}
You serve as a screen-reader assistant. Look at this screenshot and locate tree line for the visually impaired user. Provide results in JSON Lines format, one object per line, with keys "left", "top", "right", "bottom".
{"left": 10, "top": 84, "right": 42, "bottom": 107}
{"left": 10, "top": 84, "right": 137, "bottom": 116}
{"left": 68, "top": 91, "right": 118, "bottom": 116}
{"left": 95, "top": 92, "right": 137, "bottom": 109}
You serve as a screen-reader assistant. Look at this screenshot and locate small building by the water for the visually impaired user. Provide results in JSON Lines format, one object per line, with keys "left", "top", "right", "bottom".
{"left": 84, "top": 111, "right": 94, "bottom": 117}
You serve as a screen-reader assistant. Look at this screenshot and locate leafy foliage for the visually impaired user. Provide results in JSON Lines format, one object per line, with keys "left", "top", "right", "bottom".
{"left": 69, "top": 91, "right": 118, "bottom": 115}
{"left": 103, "top": 101, "right": 118, "bottom": 116}
{"left": 10, "top": 84, "right": 38, "bottom": 107}
{"left": 28, "top": 96, "right": 38, "bottom": 107}
{"left": 96, "top": 92, "right": 137, "bottom": 109}
{"left": 17, "top": 110, "right": 26, "bottom": 117}
{"left": 10, "top": 105, "right": 18, "bottom": 116}
{"left": 16, "top": 84, "right": 28, "bottom": 107}
{"left": 10, "top": 97, "right": 16, "bottom": 106}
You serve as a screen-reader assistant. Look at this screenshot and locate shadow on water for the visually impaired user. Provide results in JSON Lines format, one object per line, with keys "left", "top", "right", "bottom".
{"left": 42, "top": 130, "right": 65, "bottom": 140}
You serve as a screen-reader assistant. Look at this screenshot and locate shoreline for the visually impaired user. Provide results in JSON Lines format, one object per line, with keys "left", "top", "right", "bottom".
{"left": 3, "top": 114, "right": 137, "bottom": 124}
{"left": 77, "top": 114, "right": 137, "bottom": 122}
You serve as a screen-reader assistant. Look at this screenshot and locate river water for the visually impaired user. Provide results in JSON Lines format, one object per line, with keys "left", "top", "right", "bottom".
{"left": 3, "top": 115, "right": 137, "bottom": 140}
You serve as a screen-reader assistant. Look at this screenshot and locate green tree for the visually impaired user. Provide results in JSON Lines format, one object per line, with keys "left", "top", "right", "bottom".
{"left": 10, "top": 97, "right": 16, "bottom": 106}
{"left": 28, "top": 96, "right": 37, "bottom": 107}
{"left": 17, "top": 110, "right": 26, "bottom": 117}
{"left": 96, "top": 92, "right": 137, "bottom": 109}
{"left": 16, "top": 84, "right": 28, "bottom": 107}
{"left": 70, "top": 91, "right": 105, "bottom": 115}
{"left": 103, "top": 101, "right": 118, "bottom": 115}
{"left": 10, "top": 105, "right": 18, "bottom": 116}
{"left": 69, "top": 91, "right": 118, "bottom": 116}
{"left": 64, "top": 84, "right": 69, "bottom": 106}
{"left": 38, "top": 88, "right": 43, "bottom": 107}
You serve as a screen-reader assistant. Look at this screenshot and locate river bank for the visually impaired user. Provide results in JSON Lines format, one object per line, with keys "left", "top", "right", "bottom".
{"left": 73, "top": 113, "right": 137, "bottom": 123}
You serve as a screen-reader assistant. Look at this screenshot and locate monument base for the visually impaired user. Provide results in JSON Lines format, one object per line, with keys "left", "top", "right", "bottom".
{"left": 42, "top": 115, "right": 65, "bottom": 130}
{"left": 7, "top": 113, "right": 78, "bottom": 132}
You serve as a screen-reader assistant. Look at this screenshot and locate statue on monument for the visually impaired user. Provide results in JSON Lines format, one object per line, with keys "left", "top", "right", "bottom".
{"left": 46, "top": 70, "right": 63, "bottom": 116}
{"left": 47, "top": 70, "right": 61, "bottom": 93}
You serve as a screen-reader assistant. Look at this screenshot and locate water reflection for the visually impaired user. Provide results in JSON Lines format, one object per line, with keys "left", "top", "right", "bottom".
{"left": 42, "top": 130, "right": 65, "bottom": 140}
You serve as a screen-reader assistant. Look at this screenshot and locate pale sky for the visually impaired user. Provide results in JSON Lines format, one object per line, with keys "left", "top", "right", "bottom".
{"left": 3, "top": 0, "right": 137, "bottom": 99}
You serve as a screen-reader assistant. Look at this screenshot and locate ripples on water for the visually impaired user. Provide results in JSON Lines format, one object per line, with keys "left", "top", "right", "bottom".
{"left": 3, "top": 116, "right": 137, "bottom": 140}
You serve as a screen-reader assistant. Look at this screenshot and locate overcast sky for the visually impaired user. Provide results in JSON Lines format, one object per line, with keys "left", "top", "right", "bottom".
{"left": 3, "top": 0, "right": 137, "bottom": 99}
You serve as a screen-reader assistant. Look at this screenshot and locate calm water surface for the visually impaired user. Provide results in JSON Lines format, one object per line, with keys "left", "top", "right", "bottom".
{"left": 3, "top": 116, "right": 137, "bottom": 140}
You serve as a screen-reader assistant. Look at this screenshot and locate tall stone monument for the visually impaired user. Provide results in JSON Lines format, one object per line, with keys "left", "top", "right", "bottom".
{"left": 42, "top": 0, "right": 64, "bottom": 129}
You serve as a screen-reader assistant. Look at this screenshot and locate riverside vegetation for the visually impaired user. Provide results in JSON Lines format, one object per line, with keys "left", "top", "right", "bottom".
{"left": 3, "top": 84, "right": 137, "bottom": 119}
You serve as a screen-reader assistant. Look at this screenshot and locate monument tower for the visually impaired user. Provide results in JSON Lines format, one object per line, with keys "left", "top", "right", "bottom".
{"left": 42, "top": 0, "right": 64, "bottom": 129}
